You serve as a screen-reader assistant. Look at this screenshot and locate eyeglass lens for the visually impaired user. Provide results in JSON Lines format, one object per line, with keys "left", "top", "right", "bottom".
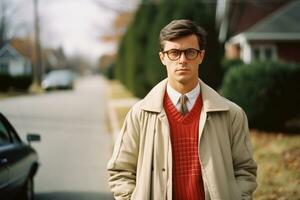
{"left": 166, "top": 49, "right": 199, "bottom": 60}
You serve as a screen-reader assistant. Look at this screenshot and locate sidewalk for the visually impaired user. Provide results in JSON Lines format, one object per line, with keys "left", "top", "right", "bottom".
{"left": 105, "top": 79, "right": 139, "bottom": 142}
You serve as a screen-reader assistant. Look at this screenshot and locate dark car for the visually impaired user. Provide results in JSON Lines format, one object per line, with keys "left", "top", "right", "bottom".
{"left": 0, "top": 113, "right": 40, "bottom": 200}
{"left": 41, "top": 69, "right": 76, "bottom": 91}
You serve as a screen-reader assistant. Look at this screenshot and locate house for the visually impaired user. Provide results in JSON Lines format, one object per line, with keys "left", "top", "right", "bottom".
{"left": 0, "top": 43, "right": 32, "bottom": 76}
{"left": 216, "top": 0, "right": 300, "bottom": 63}
{"left": 43, "top": 47, "right": 67, "bottom": 73}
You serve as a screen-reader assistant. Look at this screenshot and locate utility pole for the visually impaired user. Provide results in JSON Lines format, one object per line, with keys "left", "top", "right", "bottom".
{"left": 33, "top": 0, "right": 43, "bottom": 86}
{"left": 0, "top": 1, "right": 7, "bottom": 48}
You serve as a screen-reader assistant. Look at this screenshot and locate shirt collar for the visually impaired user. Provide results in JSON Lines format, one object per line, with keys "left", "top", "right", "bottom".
{"left": 166, "top": 82, "right": 200, "bottom": 105}
{"left": 141, "top": 78, "right": 229, "bottom": 113}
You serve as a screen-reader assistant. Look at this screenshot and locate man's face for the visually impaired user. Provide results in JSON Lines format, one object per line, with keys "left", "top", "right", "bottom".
{"left": 159, "top": 34, "right": 205, "bottom": 86}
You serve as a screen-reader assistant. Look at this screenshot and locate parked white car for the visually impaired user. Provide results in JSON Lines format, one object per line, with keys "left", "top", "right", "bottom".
{"left": 42, "top": 69, "right": 76, "bottom": 91}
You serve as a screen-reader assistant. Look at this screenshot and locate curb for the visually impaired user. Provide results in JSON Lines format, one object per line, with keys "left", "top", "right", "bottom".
{"left": 105, "top": 79, "right": 139, "bottom": 142}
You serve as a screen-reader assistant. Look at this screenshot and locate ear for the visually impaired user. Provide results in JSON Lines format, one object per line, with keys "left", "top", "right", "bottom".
{"left": 198, "top": 50, "right": 205, "bottom": 64}
{"left": 159, "top": 52, "right": 166, "bottom": 66}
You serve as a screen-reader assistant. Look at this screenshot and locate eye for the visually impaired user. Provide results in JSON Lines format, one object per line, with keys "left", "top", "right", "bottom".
{"left": 186, "top": 49, "right": 197, "bottom": 57}
{"left": 168, "top": 49, "right": 180, "bottom": 58}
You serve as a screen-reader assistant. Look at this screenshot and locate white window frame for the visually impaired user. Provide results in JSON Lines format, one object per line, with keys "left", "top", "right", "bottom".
{"left": 251, "top": 44, "right": 278, "bottom": 61}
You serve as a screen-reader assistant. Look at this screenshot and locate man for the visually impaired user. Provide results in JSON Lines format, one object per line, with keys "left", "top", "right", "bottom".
{"left": 107, "top": 19, "right": 257, "bottom": 200}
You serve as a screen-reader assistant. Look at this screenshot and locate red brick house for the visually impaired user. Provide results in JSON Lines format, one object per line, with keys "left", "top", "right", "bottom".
{"left": 216, "top": 0, "right": 300, "bottom": 63}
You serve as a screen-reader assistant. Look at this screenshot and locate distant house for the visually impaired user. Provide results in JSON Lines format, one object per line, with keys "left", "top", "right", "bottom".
{"left": 216, "top": 0, "right": 300, "bottom": 63}
{"left": 0, "top": 44, "right": 32, "bottom": 76}
{"left": 43, "top": 47, "right": 67, "bottom": 73}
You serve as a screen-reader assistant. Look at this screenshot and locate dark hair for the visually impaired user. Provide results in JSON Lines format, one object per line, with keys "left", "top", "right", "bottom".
{"left": 159, "top": 19, "right": 207, "bottom": 51}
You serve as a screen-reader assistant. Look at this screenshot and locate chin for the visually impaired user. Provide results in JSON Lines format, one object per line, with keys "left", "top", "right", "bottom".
{"left": 176, "top": 76, "right": 191, "bottom": 84}
{"left": 176, "top": 75, "right": 197, "bottom": 85}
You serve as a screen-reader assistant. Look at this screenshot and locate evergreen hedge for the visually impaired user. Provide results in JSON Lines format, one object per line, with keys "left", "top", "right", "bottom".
{"left": 104, "top": 62, "right": 115, "bottom": 80}
{"left": 220, "top": 61, "right": 300, "bottom": 131}
{"left": 10, "top": 75, "right": 33, "bottom": 90}
{"left": 114, "top": 0, "right": 223, "bottom": 98}
{"left": 0, "top": 74, "right": 32, "bottom": 91}
{"left": 221, "top": 57, "right": 243, "bottom": 72}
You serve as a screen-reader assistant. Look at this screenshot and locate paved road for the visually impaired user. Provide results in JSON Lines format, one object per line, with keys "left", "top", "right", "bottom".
{"left": 0, "top": 75, "right": 114, "bottom": 200}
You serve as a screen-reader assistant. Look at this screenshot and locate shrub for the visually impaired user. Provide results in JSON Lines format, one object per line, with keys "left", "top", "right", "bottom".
{"left": 10, "top": 75, "right": 33, "bottom": 90}
{"left": 0, "top": 73, "right": 11, "bottom": 91}
{"left": 220, "top": 61, "right": 300, "bottom": 131}
{"left": 104, "top": 63, "right": 115, "bottom": 80}
{"left": 221, "top": 57, "right": 243, "bottom": 72}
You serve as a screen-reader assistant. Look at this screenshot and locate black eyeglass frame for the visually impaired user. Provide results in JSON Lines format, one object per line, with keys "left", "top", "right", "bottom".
{"left": 161, "top": 48, "right": 202, "bottom": 61}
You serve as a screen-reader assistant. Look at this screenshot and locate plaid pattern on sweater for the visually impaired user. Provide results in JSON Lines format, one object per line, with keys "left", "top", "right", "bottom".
{"left": 164, "top": 93, "right": 205, "bottom": 200}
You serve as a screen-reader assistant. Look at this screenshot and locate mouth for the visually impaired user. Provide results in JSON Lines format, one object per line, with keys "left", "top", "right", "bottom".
{"left": 176, "top": 68, "right": 190, "bottom": 72}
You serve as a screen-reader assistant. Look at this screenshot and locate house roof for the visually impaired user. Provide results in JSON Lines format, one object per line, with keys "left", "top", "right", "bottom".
{"left": 10, "top": 38, "right": 35, "bottom": 62}
{"left": 216, "top": 0, "right": 290, "bottom": 42}
{"left": 0, "top": 44, "right": 28, "bottom": 60}
{"left": 241, "top": 0, "right": 300, "bottom": 40}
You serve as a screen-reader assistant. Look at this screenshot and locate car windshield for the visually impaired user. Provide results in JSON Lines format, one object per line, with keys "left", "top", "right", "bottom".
{"left": 45, "top": 70, "right": 73, "bottom": 80}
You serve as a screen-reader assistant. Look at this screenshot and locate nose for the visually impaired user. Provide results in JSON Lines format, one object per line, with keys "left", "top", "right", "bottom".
{"left": 178, "top": 52, "right": 187, "bottom": 62}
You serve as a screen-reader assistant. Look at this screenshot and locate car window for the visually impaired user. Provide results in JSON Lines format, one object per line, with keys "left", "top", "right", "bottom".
{"left": 0, "top": 120, "right": 10, "bottom": 145}
{"left": 9, "top": 130, "right": 21, "bottom": 143}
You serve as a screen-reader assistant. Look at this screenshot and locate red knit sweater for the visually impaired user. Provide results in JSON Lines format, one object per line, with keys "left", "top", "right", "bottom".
{"left": 164, "top": 93, "right": 205, "bottom": 200}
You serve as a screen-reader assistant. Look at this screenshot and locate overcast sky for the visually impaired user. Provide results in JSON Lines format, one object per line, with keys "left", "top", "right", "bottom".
{"left": 6, "top": 0, "right": 138, "bottom": 62}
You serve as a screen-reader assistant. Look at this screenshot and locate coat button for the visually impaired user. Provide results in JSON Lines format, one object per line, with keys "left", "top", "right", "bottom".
{"left": 162, "top": 168, "right": 165, "bottom": 172}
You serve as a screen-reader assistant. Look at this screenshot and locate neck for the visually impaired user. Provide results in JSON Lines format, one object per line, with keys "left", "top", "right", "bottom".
{"left": 168, "top": 79, "right": 198, "bottom": 94}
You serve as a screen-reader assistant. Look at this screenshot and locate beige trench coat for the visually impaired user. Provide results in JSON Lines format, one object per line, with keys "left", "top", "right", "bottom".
{"left": 107, "top": 79, "right": 257, "bottom": 200}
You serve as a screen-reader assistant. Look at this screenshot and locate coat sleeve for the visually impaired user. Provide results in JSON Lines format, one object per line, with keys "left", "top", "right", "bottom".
{"left": 107, "top": 107, "right": 140, "bottom": 200}
{"left": 230, "top": 107, "right": 257, "bottom": 199}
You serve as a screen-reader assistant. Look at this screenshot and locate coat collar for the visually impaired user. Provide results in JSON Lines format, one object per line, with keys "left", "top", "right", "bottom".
{"left": 140, "top": 78, "right": 229, "bottom": 113}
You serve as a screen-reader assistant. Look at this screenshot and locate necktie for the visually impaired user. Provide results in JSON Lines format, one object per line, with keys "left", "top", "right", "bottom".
{"left": 179, "top": 95, "right": 188, "bottom": 115}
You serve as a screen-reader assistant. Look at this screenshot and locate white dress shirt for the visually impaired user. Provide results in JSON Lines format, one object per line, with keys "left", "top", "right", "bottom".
{"left": 166, "top": 82, "right": 200, "bottom": 112}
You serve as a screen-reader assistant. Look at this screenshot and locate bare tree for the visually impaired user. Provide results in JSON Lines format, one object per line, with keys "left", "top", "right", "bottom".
{"left": 91, "top": 0, "right": 138, "bottom": 44}
{"left": 0, "top": 0, "right": 32, "bottom": 47}
{"left": 91, "top": 0, "right": 137, "bottom": 14}
{"left": 0, "top": 0, "right": 10, "bottom": 47}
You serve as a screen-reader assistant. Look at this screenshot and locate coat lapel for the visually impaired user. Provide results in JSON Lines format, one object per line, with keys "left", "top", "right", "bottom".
{"left": 140, "top": 78, "right": 229, "bottom": 113}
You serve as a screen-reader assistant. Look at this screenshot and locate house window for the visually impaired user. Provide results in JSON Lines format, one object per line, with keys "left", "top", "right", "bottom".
{"left": 9, "top": 60, "right": 25, "bottom": 76}
{"left": 265, "top": 48, "right": 273, "bottom": 60}
{"left": 253, "top": 48, "right": 260, "bottom": 60}
{"left": 252, "top": 45, "right": 277, "bottom": 61}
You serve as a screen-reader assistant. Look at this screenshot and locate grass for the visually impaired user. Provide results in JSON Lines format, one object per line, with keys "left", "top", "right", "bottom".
{"left": 107, "top": 79, "right": 300, "bottom": 199}
{"left": 107, "top": 79, "right": 136, "bottom": 129}
{"left": 108, "top": 80, "right": 134, "bottom": 99}
{"left": 0, "top": 91, "right": 27, "bottom": 99}
{"left": 0, "top": 83, "right": 44, "bottom": 100}
{"left": 251, "top": 131, "right": 300, "bottom": 200}
{"left": 115, "top": 107, "right": 131, "bottom": 129}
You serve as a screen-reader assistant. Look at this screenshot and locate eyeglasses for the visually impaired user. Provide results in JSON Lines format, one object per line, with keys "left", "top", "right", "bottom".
{"left": 161, "top": 48, "right": 201, "bottom": 61}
